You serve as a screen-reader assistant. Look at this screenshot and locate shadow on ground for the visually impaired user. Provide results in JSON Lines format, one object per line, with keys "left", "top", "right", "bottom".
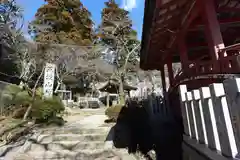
{"left": 105, "top": 100, "right": 183, "bottom": 160}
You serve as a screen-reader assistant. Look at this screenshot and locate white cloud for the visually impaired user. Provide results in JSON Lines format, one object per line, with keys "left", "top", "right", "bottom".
{"left": 122, "top": 0, "right": 137, "bottom": 11}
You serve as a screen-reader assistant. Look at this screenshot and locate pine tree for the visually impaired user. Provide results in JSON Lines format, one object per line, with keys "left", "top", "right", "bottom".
{"left": 100, "top": 0, "right": 137, "bottom": 47}
{"left": 99, "top": 0, "right": 139, "bottom": 67}
{"left": 29, "top": 0, "right": 94, "bottom": 45}
{"left": 0, "top": 0, "right": 24, "bottom": 47}
{"left": 99, "top": 0, "right": 140, "bottom": 104}
{"left": 0, "top": 0, "right": 24, "bottom": 82}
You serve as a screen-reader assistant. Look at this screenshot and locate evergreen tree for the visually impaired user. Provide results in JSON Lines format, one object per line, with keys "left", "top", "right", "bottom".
{"left": 29, "top": 0, "right": 94, "bottom": 45}
{"left": 99, "top": 0, "right": 140, "bottom": 104}
{"left": 0, "top": 0, "right": 24, "bottom": 47}
{"left": 0, "top": 0, "right": 24, "bottom": 83}
{"left": 99, "top": 0, "right": 140, "bottom": 68}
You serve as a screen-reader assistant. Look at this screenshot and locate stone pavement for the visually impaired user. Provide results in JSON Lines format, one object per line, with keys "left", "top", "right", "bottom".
{"left": 0, "top": 108, "right": 142, "bottom": 160}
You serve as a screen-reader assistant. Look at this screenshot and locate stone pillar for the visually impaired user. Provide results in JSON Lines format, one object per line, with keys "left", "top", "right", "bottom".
{"left": 192, "top": 89, "right": 205, "bottom": 144}
{"left": 224, "top": 78, "right": 240, "bottom": 157}
{"left": 200, "top": 87, "right": 220, "bottom": 151}
{"left": 185, "top": 92, "right": 197, "bottom": 139}
{"left": 179, "top": 85, "right": 190, "bottom": 136}
{"left": 210, "top": 83, "right": 237, "bottom": 157}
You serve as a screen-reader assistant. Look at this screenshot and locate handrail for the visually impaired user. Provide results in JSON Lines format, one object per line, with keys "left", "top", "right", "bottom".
{"left": 170, "top": 43, "right": 240, "bottom": 91}
{"left": 174, "top": 55, "right": 212, "bottom": 80}
{"left": 219, "top": 43, "right": 240, "bottom": 54}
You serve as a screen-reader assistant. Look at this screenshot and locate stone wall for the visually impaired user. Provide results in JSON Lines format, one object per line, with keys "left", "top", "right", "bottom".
{"left": 179, "top": 78, "right": 240, "bottom": 159}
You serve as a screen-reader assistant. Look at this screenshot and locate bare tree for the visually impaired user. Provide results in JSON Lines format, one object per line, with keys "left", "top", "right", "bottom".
{"left": 99, "top": 11, "right": 141, "bottom": 104}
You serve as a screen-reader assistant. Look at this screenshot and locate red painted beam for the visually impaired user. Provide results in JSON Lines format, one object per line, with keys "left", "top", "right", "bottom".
{"left": 152, "top": 3, "right": 199, "bottom": 45}
{"left": 187, "top": 42, "right": 208, "bottom": 48}
{"left": 218, "top": 7, "right": 240, "bottom": 13}
{"left": 198, "top": 0, "right": 226, "bottom": 60}
{"left": 160, "top": 2, "right": 200, "bottom": 61}
{"left": 156, "top": 0, "right": 162, "bottom": 8}
{"left": 143, "top": 0, "right": 162, "bottom": 69}
{"left": 150, "top": 9, "right": 240, "bottom": 53}
{"left": 190, "top": 17, "right": 240, "bottom": 28}
{"left": 150, "top": 1, "right": 200, "bottom": 49}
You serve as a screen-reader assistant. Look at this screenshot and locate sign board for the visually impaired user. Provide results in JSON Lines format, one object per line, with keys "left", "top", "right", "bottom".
{"left": 43, "top": 63, "right": 56, "bottom": 98}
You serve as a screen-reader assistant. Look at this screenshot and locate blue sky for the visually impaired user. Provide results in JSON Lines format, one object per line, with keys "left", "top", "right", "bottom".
{"left": 16, "top": 0, "right": 144, "bottom": 40}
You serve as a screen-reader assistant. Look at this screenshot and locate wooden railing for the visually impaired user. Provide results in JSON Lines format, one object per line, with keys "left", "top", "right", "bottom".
{"left": 218, "top": 43, "right": 240, "bottom": 54}
{"left": 179, "top": 79, "right": 240, "bottom": 159}
{"left": 172, "top": 43, "right": 240, "bottom": 88}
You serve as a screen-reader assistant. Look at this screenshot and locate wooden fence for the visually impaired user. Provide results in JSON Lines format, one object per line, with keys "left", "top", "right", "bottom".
{"left": 140, "top": 94, "right": 183, "bottom": 159}
{"left": 179, "top": 78, "right": 240, "bottom": 159}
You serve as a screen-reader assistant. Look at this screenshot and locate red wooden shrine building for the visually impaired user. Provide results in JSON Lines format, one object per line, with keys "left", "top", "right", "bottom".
{"left": 140, "top": 0, "right": 240, "bottom": 108}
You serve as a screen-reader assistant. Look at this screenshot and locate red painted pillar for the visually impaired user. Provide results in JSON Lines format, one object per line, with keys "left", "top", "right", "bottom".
{"left": 156, "top": 0, "right": 162, "bottom": 7}
{"left": 177, "top": 34, "right": 189, "bottom": 71}
{"left": 198, "top": 0, "right": 226, "bottom": 60}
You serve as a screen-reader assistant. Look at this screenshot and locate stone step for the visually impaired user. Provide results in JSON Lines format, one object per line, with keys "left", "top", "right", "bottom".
{"left": 38, "top": 134, "right": 107, "bottom": 143}
{"left": 30, "top": 141, "right": 105, "bottom": 152}
{"left": 26, "top": 149, "right": 119, "bottom": 160}
{"left": 41, "top": 126, "right": 110, "bottom": 135}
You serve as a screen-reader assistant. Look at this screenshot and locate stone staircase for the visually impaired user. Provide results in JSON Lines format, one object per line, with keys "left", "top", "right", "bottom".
{"left": 1, "top": 114, "right": 140, "bottom": 160}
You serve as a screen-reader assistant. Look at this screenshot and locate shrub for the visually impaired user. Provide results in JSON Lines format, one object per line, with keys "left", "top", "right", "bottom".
{"left": 1, "top": 84, "right": 24, "bottom": 107}
{"left": 1, "top": 84, "right": 65, "bottom": 125}
{"left": 1, "top": 84, "right": 27, "bottom": 116}
{"left": 32, "top": 96, "right": 65, "bottom": 124}
{"left": 14, "top": 91, "right": 32, "bottom": 106}
{"left": 105, "top": 104, "right": 124, "bottom": 121}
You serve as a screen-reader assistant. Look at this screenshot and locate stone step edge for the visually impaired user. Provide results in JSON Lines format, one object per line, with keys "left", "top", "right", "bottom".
{"left": 38, "top": 133, "right": 107, "bottom": 137}
{"left": 1, "top": 148, "right": 128, "bottom": 160}
{"left": 29, "top": 141, "right": 114, "bottom": 151}
{"left": 40, "top": 126, "right": 111, "bottom": 132}
{"left": 28, "top": 148, "right": 118, "bottom": 153}
{"left": 31, "top": 140, "right": 105, "bottom": 145}
{"left": 37, "top": 133, "right": 107, "bottom": 141}
{"left": 27, "top": 148, "right": 119, "bottom": 156}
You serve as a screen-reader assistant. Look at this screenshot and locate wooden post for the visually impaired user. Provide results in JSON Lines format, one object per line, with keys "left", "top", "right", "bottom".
{"left": 192, "top": 90, "right": 205, "bottom": 144}
{"left": 179, "top": 85, "right": 191, "bottom": 136}
{"left": 200, "top": 87, "right": 220, "bottom": 151}
{"left": 160, "top": 66, "right": 169, "bottom": 108}
{"left": 167, "top": 56, "right": 174, "bottom": 87}
{"left": 198, "top": 0, "right": 226, "bottom": 60}
{"left": 185, "top": 92, "right": 197, "bottom": 139}
{"left": 224, "top": 78, "right": 240, "bottom": 157}
{"left": 177, "top": 34, "right": 189, "bottom": 71}
{"left": 210, "top": 83, "right": 237, "bottom": 157}
{"left": 160, "top": 66, "right": 166, "bottom": 95}
{"left": 198, "top": 89, "right": 209, "bottom": 145}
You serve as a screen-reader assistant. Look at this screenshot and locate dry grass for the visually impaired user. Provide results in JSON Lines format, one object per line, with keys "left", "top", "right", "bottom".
{"left": 105, "top": 104, "right": 124, "bottom": 120}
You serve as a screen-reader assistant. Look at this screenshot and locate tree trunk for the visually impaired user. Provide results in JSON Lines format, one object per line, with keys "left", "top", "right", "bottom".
{"left": 118, "top": 43, "right": 140, "bottom": 105}
{"left": 107, "top": 93, "right": 110, "bottom": 107}
{"left": 119, "top": 75, "right": 125, "bottom": 105}
{"left": 23, "top": 67, "right": 45, "bottom": 121}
